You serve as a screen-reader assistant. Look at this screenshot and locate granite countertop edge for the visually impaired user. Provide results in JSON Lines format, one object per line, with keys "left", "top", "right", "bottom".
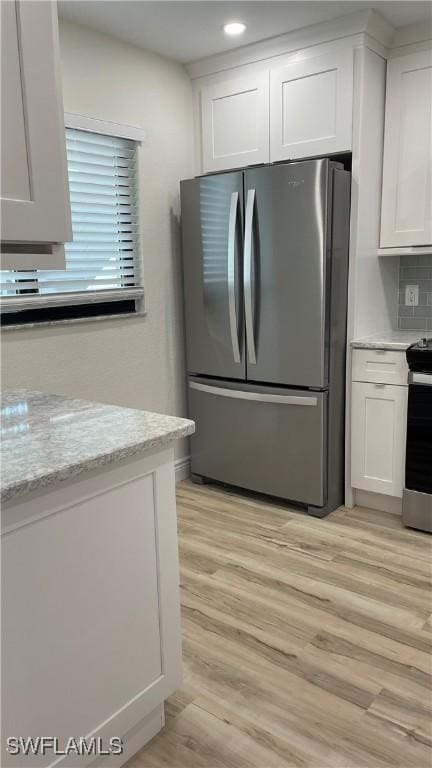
{"left": 1, "top": 390, "right": 195, "bottom": 505}
{"left": 1, "top": 424, "right": 194, "bottom": 505}
{"left": 350, "top": 331, "right": 424, "bottom": 351}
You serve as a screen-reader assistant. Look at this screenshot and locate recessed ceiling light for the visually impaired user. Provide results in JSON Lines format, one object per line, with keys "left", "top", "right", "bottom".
{"left": 223, "top": 21, "right": 247, "bottom": 36}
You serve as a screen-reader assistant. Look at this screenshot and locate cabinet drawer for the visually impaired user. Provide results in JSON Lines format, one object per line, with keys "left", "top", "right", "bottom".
{"left": 352, "top": 348, "right": 408, "bottom": 385}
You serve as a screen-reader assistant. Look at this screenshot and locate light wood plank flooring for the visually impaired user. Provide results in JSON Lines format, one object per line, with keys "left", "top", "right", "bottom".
{"left": 127, "top": 480, "right": 432, "bottom": 768}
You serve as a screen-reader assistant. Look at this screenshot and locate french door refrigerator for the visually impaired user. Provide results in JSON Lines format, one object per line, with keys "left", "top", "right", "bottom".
{"left": 180, "top": 158, "right": 350, "bottom": 517}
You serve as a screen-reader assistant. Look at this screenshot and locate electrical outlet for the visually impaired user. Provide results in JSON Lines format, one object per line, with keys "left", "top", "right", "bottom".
{"left": 405, "top": 285, "right": 419, "bottom": 306}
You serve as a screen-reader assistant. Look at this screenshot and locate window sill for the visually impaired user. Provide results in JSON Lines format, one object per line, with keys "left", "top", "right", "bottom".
{"left": 1, "top": 310, "right": 147, "bottom": 332}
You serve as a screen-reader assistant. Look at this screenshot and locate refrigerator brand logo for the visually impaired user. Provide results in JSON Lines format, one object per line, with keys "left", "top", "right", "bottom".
{"left": 286, "top": 180, "right": 304, "bottom": 188}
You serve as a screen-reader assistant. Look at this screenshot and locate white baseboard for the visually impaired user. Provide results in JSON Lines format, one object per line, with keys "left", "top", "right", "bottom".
{"left": 88, "top": 704, "right": 164, "bottom": 767}
{"left": 175, "top": 456, "right": 190, "bottom": 483}
{"left": 354, "top": 489, "right": 402, "bottom": 515}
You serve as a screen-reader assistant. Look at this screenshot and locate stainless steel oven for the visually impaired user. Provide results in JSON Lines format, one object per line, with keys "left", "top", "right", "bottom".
{"left": 403, "top": 339, "right": 432, "bottom": 532}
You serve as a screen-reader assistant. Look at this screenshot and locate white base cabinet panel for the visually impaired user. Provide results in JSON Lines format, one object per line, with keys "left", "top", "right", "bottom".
{"left": 354, "top": 489, "right": 402, "bottom": 515}
{"left": 351, "top": 381, "right": 407, "bottom": 498}
{"left": 380, "top": 48, "right": 432, "bottom": 248}
{"left": 1, "top": 448, "right": 182, "bottom": 767}
{"left": 200, "top": 72, "right": 270, "bottom": 172}
{"left": 270, "top": 46, "right": 353, "bottom": 161}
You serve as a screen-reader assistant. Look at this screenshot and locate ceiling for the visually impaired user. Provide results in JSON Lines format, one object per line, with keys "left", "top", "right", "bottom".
{"left": 58, "top": 1, "right": 432, "bottom": 64}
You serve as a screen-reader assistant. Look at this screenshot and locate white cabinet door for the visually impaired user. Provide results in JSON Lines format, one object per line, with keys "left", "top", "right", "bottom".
{"left": 351, "top": 381, "right": 408, "bottom": 497}
{"left": 380, "top": 49, "right": 432, "bottom": 248}
{"left": 200, "top": 72, "right": 269, "bottom": 172}
{"left": 0, "top": 0, "right": 71, "bottom": 244}
{"left": 2, "top": 453, "right": 182, "bottom": 767}
{"left": 270, "top": 47, "right": 353, "bottom": 161}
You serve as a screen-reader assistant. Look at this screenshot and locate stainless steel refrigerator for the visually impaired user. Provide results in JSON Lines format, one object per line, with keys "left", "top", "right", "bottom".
{"left": 180, "top": 158, "right": 350, "bottom": 517}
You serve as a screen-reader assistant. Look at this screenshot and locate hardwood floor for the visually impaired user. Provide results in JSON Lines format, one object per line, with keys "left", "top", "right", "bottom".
{"left": 127, "top": 480, "right": 432, "bottom": 768}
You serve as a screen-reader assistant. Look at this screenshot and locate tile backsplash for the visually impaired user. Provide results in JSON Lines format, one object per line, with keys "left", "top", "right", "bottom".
{"left": 398, "top": 255, "right": 432, "bottom": 332}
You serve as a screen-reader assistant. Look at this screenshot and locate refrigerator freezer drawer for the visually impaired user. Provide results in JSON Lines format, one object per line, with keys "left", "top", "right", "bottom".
{"left": 188, "top": 379, "right": 327, "bottom": 507}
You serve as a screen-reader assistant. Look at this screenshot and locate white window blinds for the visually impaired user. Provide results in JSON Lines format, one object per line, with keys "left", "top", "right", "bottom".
{"left": 0, "top": 127, "right": 143, "bottom": 311}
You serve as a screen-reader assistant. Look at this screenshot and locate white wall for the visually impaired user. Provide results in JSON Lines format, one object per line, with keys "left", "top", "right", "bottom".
{"left": 1, "top": 19, "right": 194, "bottom": 459}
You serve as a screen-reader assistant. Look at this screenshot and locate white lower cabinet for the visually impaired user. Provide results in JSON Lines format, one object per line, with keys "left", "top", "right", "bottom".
{"left": 2, "top": 448, "right": 182, "bottom": 767}
{"left": 351, "top": 380, "right": 408, "bottom": 498}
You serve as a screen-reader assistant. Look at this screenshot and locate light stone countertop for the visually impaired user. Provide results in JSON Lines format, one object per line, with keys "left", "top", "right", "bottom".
{"left": 350, "top": 330, "right": 426, "bottom": 351}
{"left": 1, "top": 390, "right": 195, "bottom": 503}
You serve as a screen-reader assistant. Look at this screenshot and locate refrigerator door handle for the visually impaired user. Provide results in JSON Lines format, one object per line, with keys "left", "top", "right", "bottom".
{"left": 227, "top": 191, "right": 241, "bottom": 364}
{"left": 244, "top": 188, "right": 257, "bottom": 364}
{"left": 189, "top": 381, "right": 318, "bottom": 406}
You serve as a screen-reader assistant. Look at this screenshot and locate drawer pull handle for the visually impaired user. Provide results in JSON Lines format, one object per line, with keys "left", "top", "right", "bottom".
{"left": 189, "top": 382, "right": 318, "bottom": 406}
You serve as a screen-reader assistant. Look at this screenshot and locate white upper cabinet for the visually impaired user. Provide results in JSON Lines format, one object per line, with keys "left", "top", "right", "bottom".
{"left": 200, "top": 72, "right": 270, "bottom": 173}
{"left": 196, "top": 41, "right": 356, "bottom": 173}
{"left": 380, "top": 49, "right": 432, "bottom": 248}
{"left": 0, "top": 1, "right": 71, "bottom": 248}
{"left": 270, "top": 47, "right": 353, "bottom": 162}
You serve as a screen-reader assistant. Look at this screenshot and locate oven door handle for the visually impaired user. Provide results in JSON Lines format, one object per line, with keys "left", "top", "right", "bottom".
{"left": 410, "top": 372, "right": 432, "bottom": 385}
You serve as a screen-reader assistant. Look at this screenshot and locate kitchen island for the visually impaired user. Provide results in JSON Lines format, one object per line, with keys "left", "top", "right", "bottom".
{"left": 1, "top": 391, "right": 194, "bottom": 767}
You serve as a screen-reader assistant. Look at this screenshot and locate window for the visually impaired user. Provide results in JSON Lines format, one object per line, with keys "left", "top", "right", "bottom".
{"left": 1, "top": 126, "right": 143, "bottom": 326}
